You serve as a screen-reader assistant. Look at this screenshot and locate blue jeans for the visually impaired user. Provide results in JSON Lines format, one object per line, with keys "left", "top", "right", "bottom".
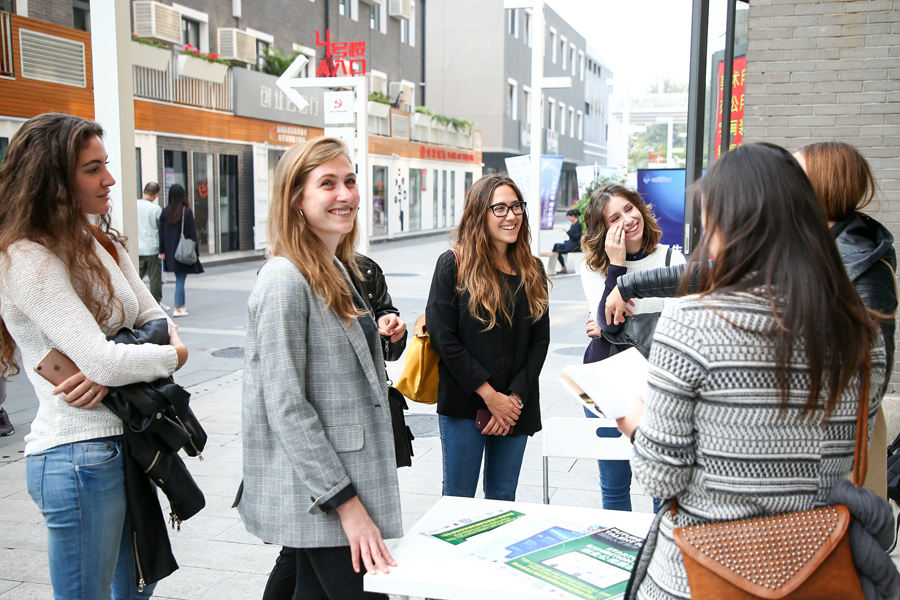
{"left": 173, "top": 272, "right": 187, "bottom": 307}
{"left": 26, "top": 437, "right": 155, "bottom": 600}
{"left": 439, "top": 414, "right": 528, "bottom": 500}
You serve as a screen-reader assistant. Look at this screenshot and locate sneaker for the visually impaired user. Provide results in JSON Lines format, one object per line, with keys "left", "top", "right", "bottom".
{"left": 160, "top": 303, "right": 172, "bottom": 311}
{"left": 172, "top": 308, "right": 189, "bottom": 317}
{"left": 0, "top": 408, "right": 14, "bottom": 437}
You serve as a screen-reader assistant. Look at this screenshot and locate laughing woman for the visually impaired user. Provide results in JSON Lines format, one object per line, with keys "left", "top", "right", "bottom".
{"left": 237, "top": 137, "right": 401, "bottom": 599}
{"left": 425, "top": 174, "right": 550, "bottom": 501}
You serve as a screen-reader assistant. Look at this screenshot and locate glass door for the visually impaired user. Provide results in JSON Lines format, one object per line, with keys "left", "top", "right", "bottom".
{"left": 219, "top": 154, "right": 239, "bottom": 251}
{"left": 408, "top": 168, "right": 421, "bottom": 231}
{"left": 372, "top": 165, "right": 388, "bottom": 236}
{"left": 192, "top": 152, "right": 215, "bottom": 254}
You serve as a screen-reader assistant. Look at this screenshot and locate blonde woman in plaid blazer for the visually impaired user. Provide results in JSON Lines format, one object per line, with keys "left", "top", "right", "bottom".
{"left": 237, "top": 137, "right": 401, "bottom": 599}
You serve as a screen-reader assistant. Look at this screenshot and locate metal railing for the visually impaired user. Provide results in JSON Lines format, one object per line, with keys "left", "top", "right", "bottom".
{"left": 132, "top": 56, "right": 232, "bottom": 112}
{"left": 0, "top": 12, "right": 13, "bottom": 77}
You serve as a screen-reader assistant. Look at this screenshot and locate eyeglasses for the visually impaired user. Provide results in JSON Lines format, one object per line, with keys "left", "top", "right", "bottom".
{"left": 488, "top": 201, "right": 527, "bottom": 217}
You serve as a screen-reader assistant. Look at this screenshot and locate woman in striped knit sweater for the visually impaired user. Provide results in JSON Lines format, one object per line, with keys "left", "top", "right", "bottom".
{"left": 616, "top": 143, "right": 886, "bottom": 599}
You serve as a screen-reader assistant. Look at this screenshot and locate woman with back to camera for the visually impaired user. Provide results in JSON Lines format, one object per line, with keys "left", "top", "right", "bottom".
{"left": 617, "top": 143, "right": 886, "bottom": 599}
{"left": 159, "top": 183, "right": 203, "bottom": 317}
{"left": 606, "top": 141, "right": 898, "bottom": 498}
{"left": 579, "top": 184, "right": 685, "bottom": 512}
{"left": 425, "top": 174, "right": 550, "bottom": 501}
{"left": 0, "top": 113, "right": 188, "bottom": 599}
{"left": 237, "top": 137, "right": 401, "bottom": 599}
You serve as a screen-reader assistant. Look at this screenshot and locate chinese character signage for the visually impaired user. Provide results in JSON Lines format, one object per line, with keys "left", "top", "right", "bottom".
{"left": 316, "top": 30, "right": 367, "bottom": 77}
{"left": 714, "top": 55, "right": 746, "bottom": 159}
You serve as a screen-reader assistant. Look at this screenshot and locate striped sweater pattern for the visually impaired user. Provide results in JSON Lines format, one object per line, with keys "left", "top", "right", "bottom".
{"left": 632, "top": 290, "right": 886, "bottom": 600}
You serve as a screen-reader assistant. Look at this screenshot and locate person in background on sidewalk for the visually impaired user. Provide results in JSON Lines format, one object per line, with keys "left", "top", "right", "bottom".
{"left": 426, "top": 174, "right": 550, "bottom": 501}
{"left": 136, "top": 182, "right": 163, "bottom": 305}
{"left": 550, "top": 208, "right": 582, "bottom": 274}
{"left": 579, "top": 184, "right": 684, "bottom": 512}
{"left": 159, "top": 184, "right": 203, "bottom": 317}
{"left": 0, "top": 112, "right": 188, "bottom": 600}
{"left": 236, "top": 137, "right": 401, "bottom": 599}
{"left": 0, "top": 377, "right": 12, "bottom": 436}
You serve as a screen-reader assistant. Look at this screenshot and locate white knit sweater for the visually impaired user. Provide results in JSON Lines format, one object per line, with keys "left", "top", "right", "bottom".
{"left": 0, "top": 239, "right": 179, "bottom": 456}
{"left": 632, "top": 290, "right": 887, "bottom": 600}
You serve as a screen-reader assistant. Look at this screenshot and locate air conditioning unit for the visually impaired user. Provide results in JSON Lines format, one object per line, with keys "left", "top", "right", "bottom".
{"left": 217, "top": 28, "right": 257, "bottom": 64}
{"left": 389, "top": 79, "right": 415, "bottom": 111}
{"left": 132, "top": 1, "right": 181, "bottom": 45}
{"left": 388, "top": 0, "right": 412, "bottom": 20}
{"left": 368, "top": 70, "right": 387, "bottom": 96}
{"left": 360, "top": 0, "right": 384, "bottom": 5}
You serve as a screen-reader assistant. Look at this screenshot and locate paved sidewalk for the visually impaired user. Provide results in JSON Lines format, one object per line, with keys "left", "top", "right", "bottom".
{"left": 1, "top": 224, "right": 898, "bottom": 599}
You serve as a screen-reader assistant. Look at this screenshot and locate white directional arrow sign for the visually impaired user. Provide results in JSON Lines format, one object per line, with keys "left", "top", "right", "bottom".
{"left": 276, "top": 54, "right": 311, "bottom": 112}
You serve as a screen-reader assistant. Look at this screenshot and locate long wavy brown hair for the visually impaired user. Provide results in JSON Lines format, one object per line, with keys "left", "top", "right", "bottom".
{"left": 0, "top": 113, "right": 124, "bottom": 378}
{"left": 796, "top": 141, "right": 875, "bottom": 223}
{"left": 581, "top": 184, "right": 662, "bottom": 275}
{"left": 452, "top": 174, "right": 548, "bottom": 329}
{"left": 683, "top": 143, "right": 876, "bottom": 417}
{"left": 268, "top": 137, "right": 361, "bottom": 321}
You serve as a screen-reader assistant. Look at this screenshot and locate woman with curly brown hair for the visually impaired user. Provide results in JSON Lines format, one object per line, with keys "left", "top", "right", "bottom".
{"left": 0, "top": 113, "right": 187, "bottom": 599}
{"left": 425, "top": 173, "right": 550, "bottom": 500}
{"left": 579, "top": 184, "right": 684, "bottom": 511}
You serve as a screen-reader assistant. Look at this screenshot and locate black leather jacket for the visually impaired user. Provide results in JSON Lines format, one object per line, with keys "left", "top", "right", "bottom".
{"left": 617, "top": 212, "right": 897, "bottom": 366}
{"left": 102, "top": 319, "right": 207, "bottom": 590}
{"left": 351, "top": 253, "right": 407, "bottom": 362}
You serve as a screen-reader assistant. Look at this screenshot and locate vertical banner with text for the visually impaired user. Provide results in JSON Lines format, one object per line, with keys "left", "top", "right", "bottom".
{"left": 505, "top": 154, "right": 564, "bottom": 231}
{"left": 714, "top": 55, "right": 746, "bottom": 159}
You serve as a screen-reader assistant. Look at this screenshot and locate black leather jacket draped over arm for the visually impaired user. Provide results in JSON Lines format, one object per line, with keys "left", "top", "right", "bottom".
{"left": 352, "top": 253, "right": 408, "bottom": 362}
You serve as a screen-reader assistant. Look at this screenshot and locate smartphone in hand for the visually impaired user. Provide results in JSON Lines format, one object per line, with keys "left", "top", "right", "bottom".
{"left": 34, "top": 348, "right": 80, "bottom": 386}
{"left": 475, "top": 408, "right": 516, "bottom": 435}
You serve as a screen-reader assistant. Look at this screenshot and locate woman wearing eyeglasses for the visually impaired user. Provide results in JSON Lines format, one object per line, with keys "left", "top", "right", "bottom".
{"left": 425, "top": 174, "right": 550, "bottom": 500}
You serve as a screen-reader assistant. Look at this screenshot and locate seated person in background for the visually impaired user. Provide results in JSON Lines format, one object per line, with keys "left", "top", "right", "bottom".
{"left": 550, "top": 209, "right": 582, "bottom": 274}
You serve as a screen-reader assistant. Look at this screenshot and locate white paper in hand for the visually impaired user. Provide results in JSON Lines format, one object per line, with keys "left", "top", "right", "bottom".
{"left": 562, "top": 347, "right": 648, "bottom": 419}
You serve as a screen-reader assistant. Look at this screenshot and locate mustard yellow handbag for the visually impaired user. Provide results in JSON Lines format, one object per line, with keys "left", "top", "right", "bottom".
{"left": 395, "top": 314, "right": 439, "bottom": 405}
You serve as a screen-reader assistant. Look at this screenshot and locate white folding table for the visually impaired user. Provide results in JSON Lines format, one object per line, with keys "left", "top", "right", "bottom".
{"left": 364, "top": 496, "right": 654, "bottom": 600}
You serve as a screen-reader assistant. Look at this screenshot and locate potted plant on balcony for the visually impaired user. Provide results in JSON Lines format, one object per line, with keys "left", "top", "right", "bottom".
{"left": 367, "top": 92, "right": 391, "bottom": 119}
{"left": 175, "top": 44, "right": 229, "bottom": 83}
{"left": 131, "top": 34, "right": 172, "bottom": 72}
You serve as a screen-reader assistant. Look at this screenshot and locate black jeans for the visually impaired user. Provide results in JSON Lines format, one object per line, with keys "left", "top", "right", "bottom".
{"left": 262, "top": 546, "right": 389, "bottom": 600}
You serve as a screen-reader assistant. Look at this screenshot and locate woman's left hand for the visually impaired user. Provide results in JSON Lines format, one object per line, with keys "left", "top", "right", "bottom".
{"left": 336, "top": 496, "right": 397, "bottom": 575}
{"left": 53, "top": 372, "right": 108, "bottom": 409}
{"left": 481, "top": 414, "right": 512, "bottom": 436}
{"left": 377, "top": 314, "right": 407, "bottom": 343}
{"left": 615, "top": 397, "right": 645, "bottom": 440}
{"left": 586, "top": 317, "right": 603, "bottom": 338}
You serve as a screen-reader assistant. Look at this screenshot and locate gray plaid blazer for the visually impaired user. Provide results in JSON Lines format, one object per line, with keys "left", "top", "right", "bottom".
{"left": 237, "top": 257, "right": 402, "bottom": 547}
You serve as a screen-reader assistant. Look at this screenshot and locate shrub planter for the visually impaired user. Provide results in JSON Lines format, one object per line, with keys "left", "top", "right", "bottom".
{"left": 132, "top": 41, "right": 171, "bottom": 71}
{"left": 367, "top": 100, "right": 391, "bottom": 119}
{"left": 175, "top": 53, "right": 228, "bottom": 83}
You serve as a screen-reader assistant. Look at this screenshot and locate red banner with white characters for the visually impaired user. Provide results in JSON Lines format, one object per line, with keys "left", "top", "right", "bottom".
{"left": 714, "top": 55, "right": 746, "bottom": 159}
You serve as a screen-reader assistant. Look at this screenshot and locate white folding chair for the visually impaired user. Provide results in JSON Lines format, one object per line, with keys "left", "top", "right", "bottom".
{"left": 541, "top": 416, "right": 634, "bottom": 504}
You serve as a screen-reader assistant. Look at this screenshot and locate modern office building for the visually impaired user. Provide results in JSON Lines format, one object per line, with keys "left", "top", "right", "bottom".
{"left": 426, "top": 0, "right": 612, "bottom": 208}
{"left": 0, "top": 0, "right": 482, "bottom": 255}
{"left": 582, "top": 44, "right": 613, "bottom": 168}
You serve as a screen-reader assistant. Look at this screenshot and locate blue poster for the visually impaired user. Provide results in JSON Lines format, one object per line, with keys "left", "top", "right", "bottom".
{"left": 637, "top": 169, "right": 685, "bottom": 253}
{"left": 504, "top": 154, "right": 564, "bottom": 231}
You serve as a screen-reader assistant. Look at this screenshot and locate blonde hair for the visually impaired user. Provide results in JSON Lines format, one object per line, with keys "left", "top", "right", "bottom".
{"left": 268, "top": 137, "right": 361, "bottom": 320}
{"left": 453, "top": 174, "right": 549, "bottom": 329}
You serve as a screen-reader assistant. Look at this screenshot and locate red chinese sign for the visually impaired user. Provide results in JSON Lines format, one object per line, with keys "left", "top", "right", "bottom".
{"left": 316, "top": 30, "right": 366, "bottom": 77}
{"left": 714, "top": 55, "right": 746, "bottom": 159}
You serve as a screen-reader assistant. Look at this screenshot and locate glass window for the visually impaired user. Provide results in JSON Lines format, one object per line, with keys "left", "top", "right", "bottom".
{"left": 522, "top": 87, "right": 531, "bottom": 124}
{"left": 73, "top": 0, "right": 90, "bottom": 32}
{"left": 338, "top": 0, "right": 348, "bottom": 16}
{"left": 372, "top": 165, "right": 387, "bottom": 236}
{"left": 569, "top": 106, "right": 575, "bottom": 137}
{"left": 182, "top": 18, "right": 200, "bottom": 47}
{"left": 449, "top": 172, "right": 456, "bottom": 225}
{"left": 433, "top": 170, "right": 440, "bottom": 228}
{"left": 193, "top": 152, "right": 214, "bottom": 254}
{"left": 549, "top": 29, "right": 557, "bottom": 63}
{"left": 0, "top": 137, "right": 8, "bottom": 164}
{"left": 0, "top": 1, "right": 15, "bottom": 12}
{"left": 370, "top": 4, "right": 381, "bottom": 30}
{"left": 506, "top": 80, "right": 517, "bottom": 120}
{"left": 135, "top": 148, "right": 142, "bottom": 200}
{"left": 561, "top": 37, "right": 568, "bottom": 70}
{"left": 400, "top": 18, "right": 409, "bottom": 44}
{"left": 408, "top": 168, "right": 421, "bottom": 232}
{"left": 559, "top": 103, "right": 566, "bottom": 134}
{"left": 548, "top": 98, "right": 556, "bottom": 131}
{"left": 464, "top": 172, "right": 474, "bottom": 200}
{"left": 163, "top": 150, "right": 188, "bottom": 198}
{"left": 523, "top": 11, "right": 531, "bottom": 47}
{"left": 256, "top": 39, "right": 270, "bottom": 71}
{"left": 218, "top": 154, "right": 239, "bottom": 251}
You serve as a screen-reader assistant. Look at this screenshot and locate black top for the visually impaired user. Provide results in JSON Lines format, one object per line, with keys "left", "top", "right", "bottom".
{"left": 425, "top": 250, "right": 550, "bottom": 436}
{"left": 159, "top": 207, "right": 205, "bottom": 274}
{"left": 567, "top": 220, "right": 583, "bottom": 244}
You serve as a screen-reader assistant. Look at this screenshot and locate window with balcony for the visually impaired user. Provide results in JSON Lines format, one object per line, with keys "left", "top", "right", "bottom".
{"left": 182, "top": 17, "right": 200, "bottom": 47}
